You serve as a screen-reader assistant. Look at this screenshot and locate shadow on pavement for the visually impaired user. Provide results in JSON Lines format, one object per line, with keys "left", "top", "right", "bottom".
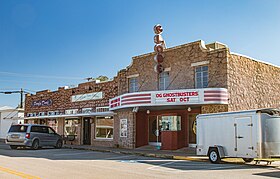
{"left": 253, "top": 170, "right": 280, "bottom": 178}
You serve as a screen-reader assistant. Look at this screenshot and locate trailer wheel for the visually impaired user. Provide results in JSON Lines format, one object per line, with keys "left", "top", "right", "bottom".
{"left": 243, "top": 158, "right": 254, "bottom": 163}
{"left": 208, "top": 148, "right": 221, "bottom": 164}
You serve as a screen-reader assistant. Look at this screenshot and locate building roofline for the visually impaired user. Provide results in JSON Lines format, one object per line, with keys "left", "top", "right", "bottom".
{"left": 231, "top": 52, "right": 280, "bottom": 69}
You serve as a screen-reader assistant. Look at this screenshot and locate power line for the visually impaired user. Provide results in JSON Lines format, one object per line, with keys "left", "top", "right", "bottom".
{"left": 0, "top": 71, "right": 84, "bottom": 80}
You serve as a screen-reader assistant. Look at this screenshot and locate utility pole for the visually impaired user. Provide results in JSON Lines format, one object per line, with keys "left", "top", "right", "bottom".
{"left": 0, "top": 88, "right": 30, "bottom": 109}
{"left": 20, "top": 88, "right": 23, "bottom": 109}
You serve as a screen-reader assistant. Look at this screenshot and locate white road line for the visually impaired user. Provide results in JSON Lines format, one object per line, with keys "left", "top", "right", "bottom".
{"left": 53, "top": 151, "right": 97, "bottom": 156}
{"left": 148, "top": 161, "right": 178, "bottom": 170}
{"left": 209, "top": 165, "right": 241, "bottom": 170}
{"left": 104, "top": 155, "right": 134, "bottom": 160}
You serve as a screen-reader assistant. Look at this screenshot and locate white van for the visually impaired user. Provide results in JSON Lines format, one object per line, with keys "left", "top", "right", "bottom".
{"left": 196, "top": 108, "right": 280, "bottom": 163}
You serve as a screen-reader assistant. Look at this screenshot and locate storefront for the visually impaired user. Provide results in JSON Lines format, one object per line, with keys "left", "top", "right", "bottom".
{"left": 24, "top": 79, "right": 118, "bottom": 147}
{"left": 24, "top": 39, "right": 280, "bottom": 150}
{"left": 110, "top": 88, "right": 228, "bottom": 150}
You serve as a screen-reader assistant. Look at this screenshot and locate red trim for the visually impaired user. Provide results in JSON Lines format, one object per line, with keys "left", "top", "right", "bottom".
{"left": 204, "top": 91, "right": 227, "bottom": 93}
{"left": 122, "top": 93, "right": 151, "bottom": 99}
{"left": 204, "top": 98, "right": 228, "bottom": 102}
{"left": 204, "top": 94, "right": 228, "bottom": 98}
{"left": 122, "top": 97, "right": 151, "bottom": 102}
{"left": 121, "top": 101, "right": 151, "bottom": 105}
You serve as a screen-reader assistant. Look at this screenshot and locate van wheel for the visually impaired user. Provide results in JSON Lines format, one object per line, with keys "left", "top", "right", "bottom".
{"left": 243, "top": 158, "right": 254, "bottom": 163}
{"left": 55, "top": 140, "right": 62, "bottom": 149}
{"left": 209, "top": 148, "right": 221, "bottom": 164}
{"left": 10, "top": 145, "right": 18, "bottom": 149}
{"left": 32, "top": 140, "right": 39, "bottom": 150}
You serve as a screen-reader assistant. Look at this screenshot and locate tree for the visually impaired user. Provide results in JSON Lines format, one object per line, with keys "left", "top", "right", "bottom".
{"left": 95, "top": 75, "right": 109, "bottom": 82}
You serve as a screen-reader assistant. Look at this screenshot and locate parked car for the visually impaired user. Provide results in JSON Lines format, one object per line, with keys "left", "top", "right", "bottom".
{"left": 6, "top": 124, "right": 63, "bottom": 150}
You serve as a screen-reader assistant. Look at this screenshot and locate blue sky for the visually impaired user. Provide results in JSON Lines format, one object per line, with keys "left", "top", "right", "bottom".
{"left": 0, "top": 0, "right": 280, "bottom": 107}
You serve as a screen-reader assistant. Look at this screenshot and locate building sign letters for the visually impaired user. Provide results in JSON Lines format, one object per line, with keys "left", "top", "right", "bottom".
{"left": 71, "top": 92, "right": 103, "bottom": 102}
{"left": 155, "top": 91, "right": 199, "bottom": 104}
{"left": 32, "top": 99, "right": 53, "bottom": 107}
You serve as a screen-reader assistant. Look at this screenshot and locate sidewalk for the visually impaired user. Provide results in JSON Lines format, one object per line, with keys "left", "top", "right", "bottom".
{"left": 63, "top": 144, "right": 208, "bottom": 162}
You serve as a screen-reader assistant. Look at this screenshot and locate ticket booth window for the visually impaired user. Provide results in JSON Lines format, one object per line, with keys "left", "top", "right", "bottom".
{"left": 161, "top": 116, "right": 181, "bottom": 131}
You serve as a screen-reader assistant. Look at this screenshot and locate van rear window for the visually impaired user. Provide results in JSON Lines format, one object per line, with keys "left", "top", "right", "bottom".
{"left": 9, "top": 125, "right": 28, "bottom": 132}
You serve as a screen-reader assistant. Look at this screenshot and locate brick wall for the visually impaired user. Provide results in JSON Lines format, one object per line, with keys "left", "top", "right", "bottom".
{"left": 25, "top": 79, "right": 118, "bottom": 115}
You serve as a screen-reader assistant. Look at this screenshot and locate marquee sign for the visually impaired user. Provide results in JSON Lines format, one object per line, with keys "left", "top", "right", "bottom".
{"left": 109, "top": 88, "right": 228, "bottom": 110}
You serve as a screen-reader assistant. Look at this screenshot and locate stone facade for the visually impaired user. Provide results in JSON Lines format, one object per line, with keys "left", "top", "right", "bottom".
{"left": 228, "top": 53, "right": 280, "bottom": 111}
{"left": 113, "top": 111, "right": 136, "bottom": 148}
{"left": 117, "top": 41, "right": 229, "bottom": 94}
{"left": 24, "top": 39, "right": 280, "bottom": 149}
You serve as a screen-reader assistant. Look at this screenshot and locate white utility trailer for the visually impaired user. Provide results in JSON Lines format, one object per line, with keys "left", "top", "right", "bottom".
{"left": 196, "top": 108, "right": 280, "bottom": 164}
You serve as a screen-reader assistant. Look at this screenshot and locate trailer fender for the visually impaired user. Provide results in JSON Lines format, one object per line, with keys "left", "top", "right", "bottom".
{"left": 207, "top": 146, "right": 225, "bottom": 158}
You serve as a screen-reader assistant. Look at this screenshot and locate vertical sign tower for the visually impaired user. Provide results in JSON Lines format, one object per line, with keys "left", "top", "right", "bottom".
{"left": 153, "top": 24, "right": 166, "bottom": 73}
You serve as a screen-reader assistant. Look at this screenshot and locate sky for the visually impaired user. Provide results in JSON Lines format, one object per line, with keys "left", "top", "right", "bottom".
{"left": 0, "top": 0, "right": 280, "bottom": 108}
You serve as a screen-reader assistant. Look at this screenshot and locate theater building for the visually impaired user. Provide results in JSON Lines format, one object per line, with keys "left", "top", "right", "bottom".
{"left": 24, "top": 79, "right": 118, "bottom": 147}
{"left": 24, "top": 40, "right": 280, "bottom": 150}
{"left": 110, "top": 40, "right": 280, "bottom": 150}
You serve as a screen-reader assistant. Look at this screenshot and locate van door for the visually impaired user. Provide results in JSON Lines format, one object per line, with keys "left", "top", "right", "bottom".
{"left": 234, "top": 117, "right": 253, "bottom": 158}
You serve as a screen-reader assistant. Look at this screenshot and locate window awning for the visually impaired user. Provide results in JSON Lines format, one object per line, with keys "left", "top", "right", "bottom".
{"left": 24, "top": 111, "right": 115, "bottom": 120}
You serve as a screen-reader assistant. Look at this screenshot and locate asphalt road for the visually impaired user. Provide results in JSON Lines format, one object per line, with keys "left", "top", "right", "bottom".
{"left": 0, "top": 143, "right": 279, "bottom": 179}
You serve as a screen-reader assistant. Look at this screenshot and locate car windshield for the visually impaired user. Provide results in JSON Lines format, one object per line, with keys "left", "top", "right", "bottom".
{"left": 9, "top": 125, "right": 28, "bottom": 132}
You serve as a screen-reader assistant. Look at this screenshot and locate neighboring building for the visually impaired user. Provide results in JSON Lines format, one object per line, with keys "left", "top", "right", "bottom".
{"left": 24, "top": 40, "right": 280, "bottom": 150}
{"left": 24, "top": 79, "right": 118, "bottom": 147}
{"left": 0, "top": 106, "right": 24, "bottom": 139}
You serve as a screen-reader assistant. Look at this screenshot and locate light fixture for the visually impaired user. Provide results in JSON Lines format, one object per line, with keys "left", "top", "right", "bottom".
{"left": 187, "top": 107, "right": 192, "bottom": 112}
{"left": 132, "top": 107, "right": 139, "bottom": 113}
{"left": 147, "top": 110, "right": 150, "bottom": 114}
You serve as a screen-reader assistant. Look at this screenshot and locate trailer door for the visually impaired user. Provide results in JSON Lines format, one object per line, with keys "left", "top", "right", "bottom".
{"left": 235, "top": 117, "right": 254, "bottom": 158}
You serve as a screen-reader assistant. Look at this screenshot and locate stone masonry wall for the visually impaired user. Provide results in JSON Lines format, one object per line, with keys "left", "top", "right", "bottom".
{"left": 118, "top": 40, "right": 229, "bottom": 94}
{"left": 228, "top": 54, "right": 280, "bottom": 111}
{"left": 201, "top": 104, "right": 228, "bottom": 114}
{"left": 113, "top": 110, "right": 136, "bottom": 149}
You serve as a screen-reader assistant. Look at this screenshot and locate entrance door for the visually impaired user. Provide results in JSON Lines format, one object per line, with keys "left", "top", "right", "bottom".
{"left": 188, "top": 114, "right": 198, "bottom": 145}
{"left": 148, "top": 116, "right": 162, "bottom": 144}
{"left": 83, "top": 118, "right": 91, "bottom": 145}
{"left": 235, "top": 117, "right": 253, "bottom": 157}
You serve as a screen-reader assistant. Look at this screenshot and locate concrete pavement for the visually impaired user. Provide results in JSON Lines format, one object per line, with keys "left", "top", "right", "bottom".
{"left": 63, "top": 144, "right": 233, "bottom": 163}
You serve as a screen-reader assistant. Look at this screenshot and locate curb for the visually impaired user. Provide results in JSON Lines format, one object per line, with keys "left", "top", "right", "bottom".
{"left": 63, "top": 145, "right": 207, "bottom": 162}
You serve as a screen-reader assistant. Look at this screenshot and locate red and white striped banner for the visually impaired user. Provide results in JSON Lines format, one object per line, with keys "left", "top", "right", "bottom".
{"left": 109, "top": 88, "right": 228, "bottom": 110}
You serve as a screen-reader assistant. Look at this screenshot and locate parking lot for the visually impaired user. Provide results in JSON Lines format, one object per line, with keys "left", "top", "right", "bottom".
{"left": 0, "top": 143, "right": 279, "bottom": 179}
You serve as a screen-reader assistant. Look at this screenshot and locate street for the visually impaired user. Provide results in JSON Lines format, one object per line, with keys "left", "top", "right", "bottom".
{"left": 0, "top": 143, "right": 279, "bottom": 179}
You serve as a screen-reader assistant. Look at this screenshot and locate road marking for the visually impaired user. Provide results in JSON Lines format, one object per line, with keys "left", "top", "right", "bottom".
{"left": 105, "top": 155, "right": 134, "bottom": 160}
{"left": 53, "top": 151, "right": 97, "bottom": 156}
{"left": 0, "top": 166, "right": 41, "bottom": 179}
{"left": 148, "top": 161, "right": 177, "bottom": 170}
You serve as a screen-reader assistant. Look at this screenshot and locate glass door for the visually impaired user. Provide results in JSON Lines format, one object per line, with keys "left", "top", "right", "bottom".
{"left": 148, "top": 116, "right": 162, "bottom": 145}
{"left": 188, "top": 114, "right": 198, "bottom": 145}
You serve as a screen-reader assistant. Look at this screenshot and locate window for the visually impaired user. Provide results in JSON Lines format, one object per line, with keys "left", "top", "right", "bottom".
{"left": 195, "top": 66, "right": 208, "bottom": 88}
{"left": 129, "top": 77, "right": 138, "bottom": 93}
{"left": 161, "top": 116, "right": 181, "bottom": 131}
{"left": 159, "top": 72, "right": 170, "bottom": 90}
{"left": 31, "top": 126, "right": 48, "bottom": 133}
{"left": 47, "top": 119, "right": 58, "bottom": 132}
{"left": 65, "top": 119, "right": 79, "bottom": 136}
{"left": 9, "top": 125, "right": 28, "bottom": 132}
{"left": 48, "top": 127, "right": 56, "bottom": 134}
{"left": 95, "top": 116, "right": 113, "bottom": 139}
